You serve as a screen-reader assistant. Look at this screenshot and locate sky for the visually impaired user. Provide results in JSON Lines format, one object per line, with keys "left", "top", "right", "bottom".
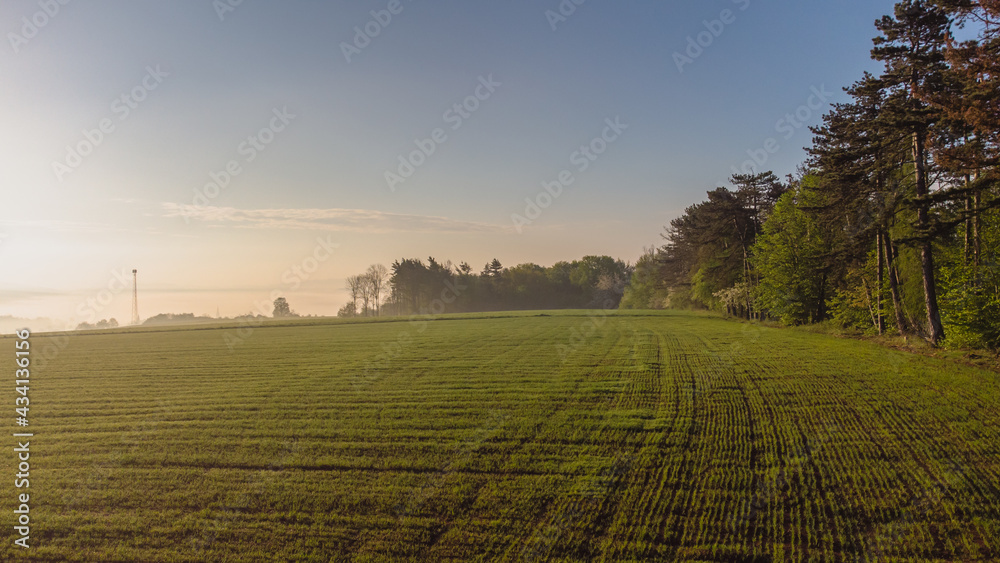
{"left": 0, "top": 0, "right": 901, "bottom": 327}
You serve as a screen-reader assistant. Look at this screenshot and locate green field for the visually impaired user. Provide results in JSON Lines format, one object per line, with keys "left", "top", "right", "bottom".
{"left": 2, "top": 311, "right": 999, "bottom": 562}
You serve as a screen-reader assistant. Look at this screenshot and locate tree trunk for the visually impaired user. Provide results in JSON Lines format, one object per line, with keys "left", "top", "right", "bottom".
{"left": 862, "top": 277, "right": 878, "bottom": 330}
{"left": 964, "top": 175, "right": 972, "bottom": 264}
{"left": 876, "top": 231, "right": 885, "bottom": 335}
{"left": 912, "top": 131, "right": 945, "bottom": 345}
{"left": 974, "top": 186, "right": 982, "bottom": 268}
{"left": 742, "top": 245, "right": 753, "bottom": 320}
{"left": 817, "top": 272, "right": 827, "bottom": 322}
{"left": 919, "top": 241, "right": 943, "bottom": 343}
{"left": 883, "top": 232, "right": 909, "bottom": 336}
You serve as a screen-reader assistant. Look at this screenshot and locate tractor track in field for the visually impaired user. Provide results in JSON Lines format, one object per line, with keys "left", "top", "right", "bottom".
{"left": 656, "top": 329, "right": 766, "bottom": 560}
{"left": 836, "top": 373, "right": 1000, "bottom": 560}
{"left": 514, "top": 327, "right": 682, "bottom": 562}
{"left": 646, "top": 328, "right": 703, "bottom": 559}
{"left": 419, "top": 323, "right": 628, "bottom": 561}
{"left": 355, "top": 324, "right": 560, "bottom": 558}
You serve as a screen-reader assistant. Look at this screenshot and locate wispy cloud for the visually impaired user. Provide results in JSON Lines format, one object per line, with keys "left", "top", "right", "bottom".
{"left": 161, "top": 203, "right": 513, "bottom": 234}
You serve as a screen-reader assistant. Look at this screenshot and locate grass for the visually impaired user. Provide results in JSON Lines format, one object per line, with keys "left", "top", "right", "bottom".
{"left": 1, "top": 310, "right": 999, "bottom": 561}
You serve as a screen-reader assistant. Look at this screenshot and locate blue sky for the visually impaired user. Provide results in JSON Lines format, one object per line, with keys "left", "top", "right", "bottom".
{"left": 0, "top": 0, "right": 899, "bottom": 324}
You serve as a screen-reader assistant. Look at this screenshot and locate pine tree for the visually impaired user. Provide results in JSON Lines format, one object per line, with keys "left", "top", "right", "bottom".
{"left": 809, "top": 73, "right": 916, "bottom": 335}
{"left": 872, "top": 0, "right": 952, "bottom": 344}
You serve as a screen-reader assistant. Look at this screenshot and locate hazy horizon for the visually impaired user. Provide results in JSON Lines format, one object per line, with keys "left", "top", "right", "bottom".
{"left": 1, "top": 0, "right": 897, "bottom": 325}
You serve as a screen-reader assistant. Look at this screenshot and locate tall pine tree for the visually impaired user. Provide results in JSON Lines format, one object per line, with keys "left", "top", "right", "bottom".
{"left": 872, "top": 0, "right": 951, "bottom": 344}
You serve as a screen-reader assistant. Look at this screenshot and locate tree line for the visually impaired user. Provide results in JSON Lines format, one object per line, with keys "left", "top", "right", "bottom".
{"left": 623, "top": 0, "right": 1000, "bottom": 350}
{"left": 338, "top": 256, "right": 632, "bottom": 317}
{"left": 340, "top": 264, "right": 390, "bottom": 317}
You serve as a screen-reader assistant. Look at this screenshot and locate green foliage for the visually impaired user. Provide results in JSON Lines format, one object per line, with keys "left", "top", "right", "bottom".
{"left": 829, "top": 262, "right": 882, "bottom": 335}
{"left": 939, "top": 262, "right": 1000, "bottom": 349}
{"left": 638, "top": 1, "right": 1000, "bottom": 350}
{"left": 665, "top": 285, "right": 696, "bottom": 310}
{"left": 752, "top": 186, "right": 831, "bottom": 325}
{"left": 657, "top": 174, "right": 786, "bottom": 313}
{"left": 619, "top": 250, "right": 668, "bottom": 309}
{"left": 939, "top": 211, "right": 1000, "bottom": 350}
{"left": 385, "top": 255, "right": 632, "bottom": 315}
{"left": 690, "top": 266, "right": 722, "bottom": 310}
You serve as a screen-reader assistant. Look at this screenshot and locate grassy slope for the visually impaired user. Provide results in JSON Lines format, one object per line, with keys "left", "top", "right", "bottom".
{"left": 1, "top": 310, "right": 998, "bottom": 562}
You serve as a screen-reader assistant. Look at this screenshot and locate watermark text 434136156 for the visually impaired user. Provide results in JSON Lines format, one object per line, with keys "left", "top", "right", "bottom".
{"left": 13, "top": 329, "right": 34, "bottom": 549}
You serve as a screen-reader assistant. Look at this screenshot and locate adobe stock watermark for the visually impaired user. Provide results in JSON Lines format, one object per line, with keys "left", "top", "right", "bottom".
{"left": 223, "top": 235, "right": 339, "bottom": 351}
{"left": 213, "top": 0, "right": 248, "bottom": 22}
{"left": 673, "top": 0, "right": 751, "bottom": 73}
{"left": 544, "top": 0, "right": 588, "bottom": 31}
{"left": 512, "top": 116, "right": 627, "bottom": 233}
{"left": 51, "top": 65, "right": 170, "bottom": 182}
{"left": 729, "top": 85, "right": 833, "bottom": 177}
{"left": 178, "top": 107, "right": 295, "bottom": 222}
{"left": 7, "top": 0, "right": 72, "bottom": 54}
{"left": 341, "top": 0, "right": 416, "bottom": 63}
{"left": 384, "top": 74, "right": 500, "bottom": 192}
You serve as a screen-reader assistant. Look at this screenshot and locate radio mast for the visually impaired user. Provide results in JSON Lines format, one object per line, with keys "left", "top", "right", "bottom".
{"left": 131, "top": 269, "right": 140, "bottom": 326}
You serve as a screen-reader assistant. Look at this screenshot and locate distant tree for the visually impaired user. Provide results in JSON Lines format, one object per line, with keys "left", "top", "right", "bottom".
{"left": 391, "top": 258, "right": 428, "bottom": 314}
{"left": 365, "top": 264, "right": 390, "bottom": 316}
{"left": 504, "top": 263, "right": 548, "bottom": 309}
{"left": 659, "top": 186, "right": 755, "bottom": 313}
{"left": 345, "top": 275, "right": 362, "bottom": 317}
{"left": 359, "top": 274, "right": 373, "bottom": 316}
{"left": 596, "top": 272, "right": 629, "bottom": 305}
{"left": 273, "top": 297, "right": 292, "bottom": 318}
{"left": 483, "top": 258, "right": 503, "bottom": 278}
{"left": 568, "top": 256, "right": 632, "bottom": 305}
{"left": 620, "top": 248, "right": 668, "bottom": 309}
{"left": 379, "top": 255, "right": 639, "bottom": 313}
{"left": 141, "top": 313, "right": 211, "bottom": 326}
